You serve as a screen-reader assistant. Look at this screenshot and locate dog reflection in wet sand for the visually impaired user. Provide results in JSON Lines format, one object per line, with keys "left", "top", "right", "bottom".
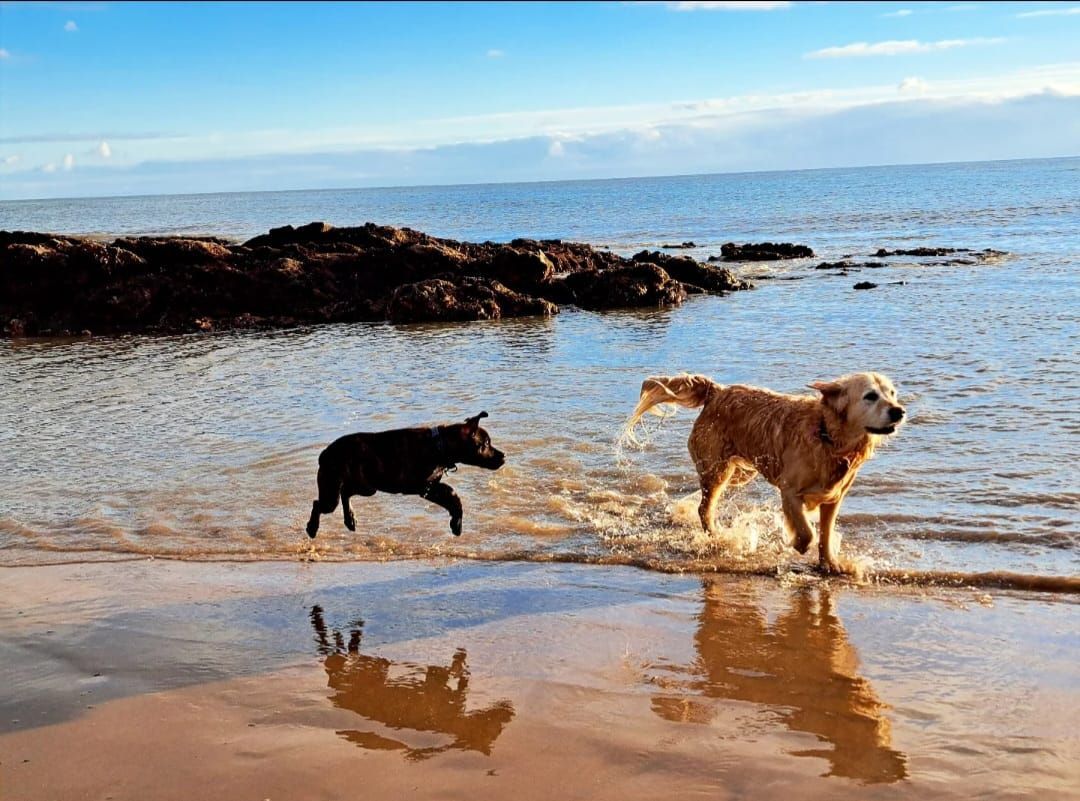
{"left": 650, "top": 582, "right": 907, "bottom": 784}
{"left": 309, "top": 605, "right": 514, "bottom": 760}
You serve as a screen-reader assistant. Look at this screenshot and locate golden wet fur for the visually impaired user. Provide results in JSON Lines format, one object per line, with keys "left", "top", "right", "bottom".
{"left": 625, "top": 372, "right": 906, "bottom": 573}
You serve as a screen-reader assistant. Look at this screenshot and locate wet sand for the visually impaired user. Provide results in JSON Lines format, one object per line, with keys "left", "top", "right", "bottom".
{"left": 0, "top": 560, "right": 1076, "bottom": 800}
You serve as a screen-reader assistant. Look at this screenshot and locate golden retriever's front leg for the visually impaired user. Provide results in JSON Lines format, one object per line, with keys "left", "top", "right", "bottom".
{"left": 818, "top": 501, "right": 843, "bottom": 574}
{"left": 781, "top": 490, "right": 815, "bottom": 555}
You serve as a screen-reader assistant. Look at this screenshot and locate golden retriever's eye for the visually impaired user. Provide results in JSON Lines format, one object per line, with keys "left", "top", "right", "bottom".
{"left": 864, "top": 391, "right": 879, "bottom": 402}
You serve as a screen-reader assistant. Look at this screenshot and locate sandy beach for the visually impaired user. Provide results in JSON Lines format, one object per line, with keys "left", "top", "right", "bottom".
{"left": 1, "top": 559, "right": 1075, "bottom": 800}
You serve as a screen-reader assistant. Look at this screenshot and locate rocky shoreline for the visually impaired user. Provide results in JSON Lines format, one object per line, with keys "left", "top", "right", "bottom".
{"left": 1, "top": 222, "right": 769, "bottom": 337}
{"left": 1, "top": 223, "right": 1007, "bottom": 337}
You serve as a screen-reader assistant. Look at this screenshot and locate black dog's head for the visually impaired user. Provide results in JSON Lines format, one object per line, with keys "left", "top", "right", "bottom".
{"left": 455, "top": 411, "right": 505, "bottom": 470}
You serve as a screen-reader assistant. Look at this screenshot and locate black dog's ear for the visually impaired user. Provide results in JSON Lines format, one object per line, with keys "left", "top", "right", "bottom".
{"left": 464, "top": 411, "right": 489, "bottom": 430}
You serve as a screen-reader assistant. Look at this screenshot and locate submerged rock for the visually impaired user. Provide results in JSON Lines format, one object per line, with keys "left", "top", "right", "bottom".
{"left": 873, "top": 247, "right": 1007, "bottom": 264}
{"left": 814, "top": 260, "right": 887, "bottom": 270}
{"left": 853, "top": 282, "right": 878, "bottom": 290}
{"left": 714, "top": 242, "right": 814, "bottom": 262}
{"left": 874, "top": 246, "right": 966, "bottom": 257}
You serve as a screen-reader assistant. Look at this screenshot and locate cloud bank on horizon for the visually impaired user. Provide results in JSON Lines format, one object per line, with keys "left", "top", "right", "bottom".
{"left": 1, "top": 1, "right": 1078, "bottom": 199}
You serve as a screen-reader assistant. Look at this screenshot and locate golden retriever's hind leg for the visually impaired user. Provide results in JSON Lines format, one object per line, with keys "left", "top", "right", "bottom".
{"left": 698, "top": 462, "right": 735, "bottom": 536}
{"left": 818, "top": 501, "right": 843, "bottom": 573}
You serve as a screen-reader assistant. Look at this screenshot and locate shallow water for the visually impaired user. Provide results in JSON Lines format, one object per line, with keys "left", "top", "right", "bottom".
{"left": 1, "top": 158, "right": 1077, "bottom": 587}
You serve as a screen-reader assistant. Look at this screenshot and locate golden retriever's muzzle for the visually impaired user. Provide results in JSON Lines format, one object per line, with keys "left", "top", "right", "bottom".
{"left": 867, "top": 405, "right": 906, "bottom": 435}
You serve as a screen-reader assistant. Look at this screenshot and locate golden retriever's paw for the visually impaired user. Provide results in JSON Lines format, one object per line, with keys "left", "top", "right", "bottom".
{"left": 819, "top": 558, "right": 846, "bottom": 576}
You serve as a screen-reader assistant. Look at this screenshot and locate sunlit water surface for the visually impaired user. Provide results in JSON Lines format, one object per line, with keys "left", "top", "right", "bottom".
{"left": 1, "top": 158, "right": 1077, "bottom": 585}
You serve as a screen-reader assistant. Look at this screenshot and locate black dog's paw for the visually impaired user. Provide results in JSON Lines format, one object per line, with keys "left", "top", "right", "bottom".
{"left": 344, "top": 515, "right": 356, "bottom": 532}
{"left": 306, "top": 523, "right": 318, "bottom": 539}
{"left": 450, "top": 516, "right": 462, "bottom": 537}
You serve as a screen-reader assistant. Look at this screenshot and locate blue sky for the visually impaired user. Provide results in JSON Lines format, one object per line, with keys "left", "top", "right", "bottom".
{"left": 1, "top": 1, "right": 1078, "bottom": 199}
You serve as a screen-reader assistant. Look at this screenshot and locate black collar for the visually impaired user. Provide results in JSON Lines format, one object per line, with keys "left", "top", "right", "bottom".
{"left": 818, "top": 417, "right": 834, "bottom": 447}
{"left": 430, "top": 426, "right": 454, "bottom": 467}
{"left": 430, "top": 426, "right": 446, "bottom": 455}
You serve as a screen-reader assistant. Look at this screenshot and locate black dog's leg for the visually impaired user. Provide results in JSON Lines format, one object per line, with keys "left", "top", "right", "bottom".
{"left": 306, "top": 466, "right": 341, "bottom": 539}
{"left": 341, "top": 489, "right": 356, "bottom": 532}
{"left": 422, "top": 482, "right": 464, "bottom": 536}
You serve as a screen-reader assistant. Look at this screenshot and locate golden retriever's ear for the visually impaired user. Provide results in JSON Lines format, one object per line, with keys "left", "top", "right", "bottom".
{"left": 809, "top": 381, "right": 847, "bottom": 414}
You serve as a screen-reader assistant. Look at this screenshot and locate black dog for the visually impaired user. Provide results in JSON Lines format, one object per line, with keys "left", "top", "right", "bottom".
{"left": 306, "top": 412, "right": 505, "bottom": 539}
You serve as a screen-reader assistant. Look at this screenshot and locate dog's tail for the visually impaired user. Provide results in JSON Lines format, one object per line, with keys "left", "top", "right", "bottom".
{"left": 620, "top": 374, "right": 718, "bottom": 448}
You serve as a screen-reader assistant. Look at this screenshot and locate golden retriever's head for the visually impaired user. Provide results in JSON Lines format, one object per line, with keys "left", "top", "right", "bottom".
{"left": 809, "top": 372, "right": 906, "bottom": 437}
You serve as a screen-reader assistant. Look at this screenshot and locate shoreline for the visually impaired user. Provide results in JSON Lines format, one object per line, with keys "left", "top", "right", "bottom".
{"left": 3, "top": 550, "right": 1077, "bottom": 595}
{"left": 1, "top": 559, "right": 1076, "bottom": 800}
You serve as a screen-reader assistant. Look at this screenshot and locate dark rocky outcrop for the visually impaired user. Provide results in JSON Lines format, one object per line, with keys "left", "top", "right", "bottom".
{"left": 1, "top": 222, "right": 753, "bottom": 336}
{"left": 559, "top": 263, "right": 686, "bottom": 310}
{"left": 714, "top": 242, "right": 814, "bottom": 262}
{"left": 853, "top": 282, "right": 878, "bottom": 290}
{"left": 873, "top": 247, "right": 965, "bottom": 258}
{"left": 659, "top": 241, "right": 695, "bottom": 249}
{"left": 872, "top": 247, "right": 1007, "bottom": 261}
{"left": 631, "top": 250, "right": 751, "bottom": 293}
{"left": 386, "top": 278, "right": 557, "bottom": 323}
{"left": 814, "top": 260, "right": 887, "bottom": 270}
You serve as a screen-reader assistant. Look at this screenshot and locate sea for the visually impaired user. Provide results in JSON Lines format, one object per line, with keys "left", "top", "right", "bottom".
{"left": 1, "top": 157, "right": 1077, "bottom": 589}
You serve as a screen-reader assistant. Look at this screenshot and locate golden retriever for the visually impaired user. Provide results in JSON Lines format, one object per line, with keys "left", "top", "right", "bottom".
{"left": 624, "top": 372, "right": 905, "bottom": 573}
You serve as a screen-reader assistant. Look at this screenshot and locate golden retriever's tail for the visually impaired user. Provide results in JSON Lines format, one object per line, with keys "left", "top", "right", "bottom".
{"left": 620, "top": 374, "right": 717, "bottom": 449}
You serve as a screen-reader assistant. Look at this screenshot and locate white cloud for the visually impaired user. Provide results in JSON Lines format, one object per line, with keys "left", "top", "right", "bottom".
{"left": 3, "top": 155, "right": 20, "bottom": 166}
{"left": 96, "top": 140, "right": 111, "bottom": 158}
{"left": 41, "top": 163, "right": 58, "bottom": 173}
{"left": 7, "top": 61, "right": 1079, "bottom": 189}
{"left": 898, "top": 76, "right": 928, "bottom": 94}
{"left": 64, "top": 20, "right": 78, "bottom": 32}
{"left": 883, "top": 9, "right": 913, "bottom": 17}
{"left": 63, "top": 153, "right": 75, "bottom": 170}
{"left": 1017, "top": 6, "right": 1080, "bottom": 17}
{"left": 650, "top": 1, "right": 792, "bottom": 10}
{"left": 10, "top": 92, "right": 1078, "bottom": 200}
{"left": 0, "top": 49, "right": 10, "bottom": 60}
{"left": 806, "top": 37, "right": 1005, "bottom": 59}
{"left": 486, "top": 49, "right": 505, "bottom": 58}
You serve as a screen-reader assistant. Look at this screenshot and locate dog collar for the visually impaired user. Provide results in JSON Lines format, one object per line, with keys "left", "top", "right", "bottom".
{"left": 430, "top": 426, "right": 445, "bottom": 454}
{"left": 818, "top": 417, "right": 834, "bottom": 447}
{"left": 430, "top": 426, "right": 454, "bottom": 466}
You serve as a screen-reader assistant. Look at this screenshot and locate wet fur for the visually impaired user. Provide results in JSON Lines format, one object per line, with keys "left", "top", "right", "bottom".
{"left": 625, "top": 373, "right": 905, "bottom": 573}
{"left": 306, "top": 412, "right": 505, "bottom": 539}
